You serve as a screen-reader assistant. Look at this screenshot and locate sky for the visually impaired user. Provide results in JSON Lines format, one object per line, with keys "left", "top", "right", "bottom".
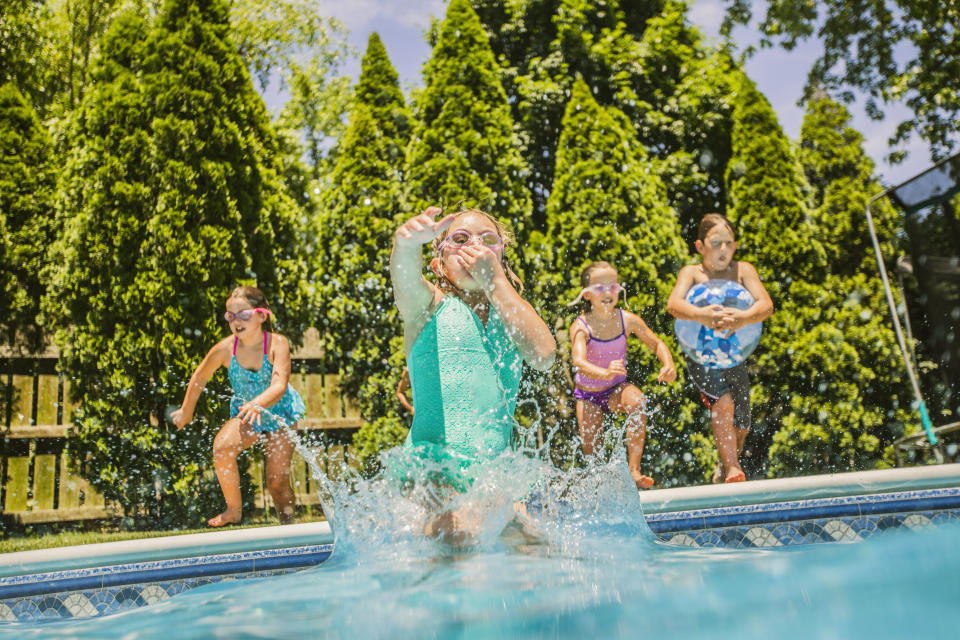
{"left": 305, "top": 0, "right": 935, "bottom": 188}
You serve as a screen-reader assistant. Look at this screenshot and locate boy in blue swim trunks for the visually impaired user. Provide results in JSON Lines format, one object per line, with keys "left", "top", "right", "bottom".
{"left": 390, "top": 206, "right": 556, "bottom": 540}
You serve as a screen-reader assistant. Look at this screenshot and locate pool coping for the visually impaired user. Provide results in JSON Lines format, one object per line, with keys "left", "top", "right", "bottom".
{"left": 0, "top": 522, "right": 334, "bottom": 579}
{"left": 1, "top": 464, "right": 957, "bottom": 581}
{"left": 1, "top": 465, "right": 959, "bottom": 621}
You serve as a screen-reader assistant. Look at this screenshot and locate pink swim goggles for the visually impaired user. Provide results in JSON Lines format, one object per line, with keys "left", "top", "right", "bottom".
{"left": 223, "top": 308, "right": 272, "bottom": 322}
{"left": 566, "top": 283, "right": 626, "bottom": 306}
{"left": 437, "top": 229, "right": 504, "bottom": 253}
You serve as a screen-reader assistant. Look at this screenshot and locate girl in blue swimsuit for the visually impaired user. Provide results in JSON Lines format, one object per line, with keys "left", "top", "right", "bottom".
{"left": 171, "top": 286, "right": 305, "bottom": 527}
{"left": 391, "top": 206, "right": 556, "bottom": 541}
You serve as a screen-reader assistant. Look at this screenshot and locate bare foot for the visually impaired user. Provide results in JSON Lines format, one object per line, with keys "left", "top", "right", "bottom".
{"left": 725, "top": 470, "right": 746, "bottom": 483}
{"left": 631, "top": 469, "right": 655, "bottom": 489}
{"left": 712, "top": 462, "right": 723, "bottom": 484}
{"left": 208, "top": 510, "right": 242, "bottom": 527}
{"left": 277, "top": 505, "right": 296, "bottom": 525}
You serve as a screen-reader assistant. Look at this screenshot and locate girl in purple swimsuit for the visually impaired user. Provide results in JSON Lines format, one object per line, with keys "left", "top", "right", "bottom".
{"left": 568, "top": 262, "right": 677, "bottom": 488}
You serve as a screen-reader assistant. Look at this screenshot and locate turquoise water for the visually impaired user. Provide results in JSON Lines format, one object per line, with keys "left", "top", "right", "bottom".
{"left": 3, "top": 454, "right": 960, "bottom": 639}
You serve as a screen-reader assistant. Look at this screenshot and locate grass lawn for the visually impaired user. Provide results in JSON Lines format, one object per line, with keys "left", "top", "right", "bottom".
{"left": 0, "top": 513, "right": 327, "bottom": 554}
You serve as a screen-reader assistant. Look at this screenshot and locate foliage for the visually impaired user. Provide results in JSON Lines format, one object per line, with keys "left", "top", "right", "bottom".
{"left": 404, "top": 0, "right": 532, "bottom": 244}
{"left": 726, "top": 78, "right": 911, "bottom": 476}
{"left": 45, "top": 0, "right": 310, "bottom": 527}
{"left": 471, "top": 0, "right": 736, "bottom": 236}
{"left": 311, "top": 34, "right": 413, "bottom": 474}
{"left": 720, "top": 0, "right": 960, "bottom": 163}
{"left": 0, "top": 0, "right": 50, "bottom": 109}
{"left": 529, "top": 78, "right": 699, "bottom": 483}
{"left": 0, "top": 83, "right": 55, "bottom": 353}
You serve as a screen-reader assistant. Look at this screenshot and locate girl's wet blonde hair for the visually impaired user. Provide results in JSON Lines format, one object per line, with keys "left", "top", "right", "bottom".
{"left": 430, "top": 208, "right": 524, "bottom": 294}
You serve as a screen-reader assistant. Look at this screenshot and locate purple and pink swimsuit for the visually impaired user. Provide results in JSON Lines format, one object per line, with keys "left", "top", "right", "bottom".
{"left": 574, "top": 310, "right": 628, "bottom": 413}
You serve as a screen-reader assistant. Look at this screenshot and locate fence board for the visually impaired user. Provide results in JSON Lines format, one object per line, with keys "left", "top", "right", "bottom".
{"left": 10, "top": 375, "right": 33, "bottom": 426}
{"left": 62, "top": 378, "right": 79, "bottom": 417}
{"left": 324, "top": 374, "right": 342, "bottom": 418}
{"left": 36, "top": 375, "right": 59, "bottom": 426}
{"left": 305, "top": 373, "right": 326, "bottom": 418}
{"left": 58, "top": 456, "right": 83, "bottom": 509}
{"left": 5, "top": 457, "right": 30, "bottom": 511}
{"left": 33, "top": 454, "right": 57, "bottom": 510}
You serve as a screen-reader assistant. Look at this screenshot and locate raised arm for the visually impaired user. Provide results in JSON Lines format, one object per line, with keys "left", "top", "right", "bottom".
{"left": 170, "top": 339, "right": 231, "bottom": 429}
{"left": 391, "top": 207, "right": 454, "bottom": 349}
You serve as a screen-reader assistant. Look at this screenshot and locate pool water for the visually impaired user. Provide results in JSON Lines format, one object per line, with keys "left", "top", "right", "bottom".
{"left": 2, "top": 453, "right": 958, "bottom": 639}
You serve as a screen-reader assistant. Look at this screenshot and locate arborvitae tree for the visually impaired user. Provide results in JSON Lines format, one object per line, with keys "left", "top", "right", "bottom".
{"left": 799, "top": 95, "right": 900, "bottom": 275}
{"left": 0, "top": 83, "right": 55, "bottom": 353}
{"left": 725, "top": 72, "right": 825, "bottom": 294}
{"left": 725, "top": 73, "right": 905, "bottom": 477}
{"left": 531, "top": 78, "right": 699, "bottom": 482}
{"left": 763, "top": 95, "right": 914, "bottom": 474}
{"left": 471, "top": 0, "right": 734, "bottom": 235}
{"left": 723, "top": 71, "right": 822, "bottom": 476}
{"left": 314, "top": 34, "right": 412, "bottom": 474}
{"left": 46, "top": 0, "right": 310, "bottom": 527}
{"left": 404, "top": 0, "right": 532, "bottom": 242}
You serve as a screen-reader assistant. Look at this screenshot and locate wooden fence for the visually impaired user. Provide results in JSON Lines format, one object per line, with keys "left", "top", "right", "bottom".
{"left": 1, "top": 351, "right": 363, "bottom": 526}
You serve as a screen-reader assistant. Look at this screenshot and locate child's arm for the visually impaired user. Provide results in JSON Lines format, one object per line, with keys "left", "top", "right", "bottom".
{"left": 457, "top": 244, "right": 557, "bottom": 370}
{"left": 666, "top": 265, "right": 726, "bottom": 327}
{"left": 625, "top": 312, "right": 677, "bottom": 383}
{"left": 391, "top": 207, "right": 455, "bottom": 349}
{"left": 235, "top": 333, "right": 294, "bottom": 427}
{"left": 396, "top": 368, "right": 414, "bottom": 414}
{"left": 716, "top": 261, "right": 774, "bottom": 336}
{"left": 170, "top": 339, "right": 231, "bottom": 429}
{"left": 570, "top": 324, "right": 626, "bottom": 381}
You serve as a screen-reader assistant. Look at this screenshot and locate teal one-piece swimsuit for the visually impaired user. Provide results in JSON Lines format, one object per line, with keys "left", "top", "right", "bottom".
{"left": 228, "top": 333, "right": 305, "bottom": 433}
{"left": 405, "top": 296, "right": 524, "bottom": 467}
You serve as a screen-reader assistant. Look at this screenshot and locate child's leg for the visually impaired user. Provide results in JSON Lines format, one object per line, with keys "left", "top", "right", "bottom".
{"left": 210, "top": 418, "right": 260, "bottom": 526}
{"left": 263, "top": 427, "right": 297, "bottom": 524}
{"left": 576, "top": 399, "right": 605, "bottom": 460}
{"left": 609, "top": 384, "right": 653, "bottom": 489}
{"left": 711, "top": 393, "right": 744, "bottom": 482}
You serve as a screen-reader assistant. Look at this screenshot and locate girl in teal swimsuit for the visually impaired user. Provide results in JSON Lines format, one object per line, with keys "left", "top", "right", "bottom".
{"left": 391, "top": 206, "right": 557, "bottom": 539}
{"left": 171, "top": 286, "right": 305, "bottom": 527}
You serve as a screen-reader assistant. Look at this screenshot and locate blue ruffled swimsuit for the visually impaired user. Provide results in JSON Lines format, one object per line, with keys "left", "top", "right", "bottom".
{"left": 228, "top": 333, "right": 305, "bottom": 433}
{"left": 405, "top": 296, "right": 524, "bottom": 466}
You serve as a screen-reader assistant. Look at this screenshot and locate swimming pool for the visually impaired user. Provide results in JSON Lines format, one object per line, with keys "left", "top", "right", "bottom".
{"left": 1, "top": 463, "right": 959, "bottom": 638}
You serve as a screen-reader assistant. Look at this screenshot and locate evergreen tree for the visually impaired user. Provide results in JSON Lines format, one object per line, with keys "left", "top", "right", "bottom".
{"left": 471, "top": 0, "right": 734, "bottom": 235}
{"left": 725, "top": 72, "right": 825, "bottom": 294}
{"left": 531, "top": 78, "right": 699, "bottom": 482}
{"left": 723, "top": 71, "right": 823, "bottom": 476}
{"left": 763, "top": 95, "right": 914, "bottom": 475}
{"left": 0, "top": 83, "right": 55, "bottom": 353}
{"left": 313, "top": 34, "right": 412, "bottom": 474}
{"left": 46, "top": 0, "right": 310, "bottom": 526}
{"left": 404, "top": 0, "right": 532, "bottom": 243}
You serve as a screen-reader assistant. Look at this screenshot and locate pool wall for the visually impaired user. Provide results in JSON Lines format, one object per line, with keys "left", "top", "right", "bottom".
{"left": 2, "top": 465, "right": 959, "bottom": 622}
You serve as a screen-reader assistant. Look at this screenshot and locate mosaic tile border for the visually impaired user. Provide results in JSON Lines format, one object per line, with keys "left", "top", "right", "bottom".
{"left": 657, "top": 508, "right": 960, "bottom": 548}
{"left": 2, "top": 487, "right": 959, "bottom": 622}
{"left": 644, "top": 487, "right": 960, "bottom": 534}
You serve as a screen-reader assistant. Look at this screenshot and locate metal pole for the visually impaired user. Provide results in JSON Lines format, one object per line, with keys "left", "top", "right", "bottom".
{"left": 866, "top": 192, "right": 939, "bottom": 448}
